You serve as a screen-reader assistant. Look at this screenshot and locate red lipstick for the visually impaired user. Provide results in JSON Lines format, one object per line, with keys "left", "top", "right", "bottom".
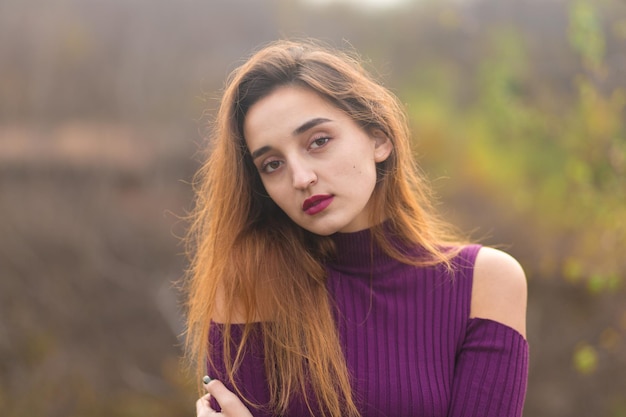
{"left": 302, "top": 194, "right": 334, "bottom": 215}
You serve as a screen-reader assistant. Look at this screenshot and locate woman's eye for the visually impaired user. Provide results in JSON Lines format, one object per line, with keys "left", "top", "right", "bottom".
{"left": 262, "top": 160, "right": 282, "bottom": 173}
{"left": 310, "top": 137, "right": 330, "bottom": 149}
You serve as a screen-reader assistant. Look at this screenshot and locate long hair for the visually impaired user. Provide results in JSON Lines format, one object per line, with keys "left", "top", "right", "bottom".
{"left": 184, "top": 39, "right": 463, "bottom": 417}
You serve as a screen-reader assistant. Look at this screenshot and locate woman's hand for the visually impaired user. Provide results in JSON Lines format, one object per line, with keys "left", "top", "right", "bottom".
{"left": 196, "top": 378, "right": 253, "bottom": 417}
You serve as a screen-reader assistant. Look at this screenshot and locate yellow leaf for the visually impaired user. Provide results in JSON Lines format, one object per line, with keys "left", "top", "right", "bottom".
{"left": 573, "top": 343, "right": 599, "bottom": 374}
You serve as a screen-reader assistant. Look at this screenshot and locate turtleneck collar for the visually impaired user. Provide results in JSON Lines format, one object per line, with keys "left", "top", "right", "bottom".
{"left": 328, "top": 226, "right": 400, "bottom": 275}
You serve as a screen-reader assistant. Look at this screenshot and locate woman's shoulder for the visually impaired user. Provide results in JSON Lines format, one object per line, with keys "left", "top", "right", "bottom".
{"left": 469, "top": 247, "right": 528, "bottom": 338}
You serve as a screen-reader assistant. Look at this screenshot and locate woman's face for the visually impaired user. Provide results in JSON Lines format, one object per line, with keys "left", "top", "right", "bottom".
{"left": 243, "top": 85, "right": 392, "bottom": 236}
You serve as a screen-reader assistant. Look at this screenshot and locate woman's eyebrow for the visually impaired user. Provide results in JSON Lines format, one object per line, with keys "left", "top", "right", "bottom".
{"left": 250, "top": 117, "right": 333, "bottom": 160}
{"left": 251, "top": 145, "right": 271, "bottom": 160}
{"left": 292, "top": 117, "right": 332, "bottom": 136}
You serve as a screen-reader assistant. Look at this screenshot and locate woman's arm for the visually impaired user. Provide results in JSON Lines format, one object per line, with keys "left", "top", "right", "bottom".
{"left": 447, "top": 247, "right": 529, "bottom": 417}
{"left": 471, "top": 247, "right": 528, "bottom": 337}
{"left": 203, "top": 323, "right": 273, "bottom": 417}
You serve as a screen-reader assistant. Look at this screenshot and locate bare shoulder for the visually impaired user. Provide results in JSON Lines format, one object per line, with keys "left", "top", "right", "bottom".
{"left": 470, "top": 247, "right": 528, "bottom": 338}
{"left": 212, "top": 285, "right": 247, "bottom": 324}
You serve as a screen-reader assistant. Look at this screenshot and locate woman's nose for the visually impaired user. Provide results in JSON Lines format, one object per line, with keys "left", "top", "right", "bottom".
{"left": 291, "top": 161, "right": 317, "bottom": 190}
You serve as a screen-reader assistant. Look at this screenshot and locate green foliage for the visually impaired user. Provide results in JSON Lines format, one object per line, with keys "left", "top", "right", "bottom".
{"left": 398, "top": 4, "right": 626, "bottom": 393}
{"left": 573, "top": 342, "right": 599, "bottom": 374}
{"left": 402, "top": 2, "right": 626, "bottom": 293}
{"left": 569, "top": 0, "right": 606, "bottom": 71}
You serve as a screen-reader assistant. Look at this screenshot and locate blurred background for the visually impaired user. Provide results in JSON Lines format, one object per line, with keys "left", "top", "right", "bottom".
{"left": 0, "top": 0, "right": 624, "bottom": 416}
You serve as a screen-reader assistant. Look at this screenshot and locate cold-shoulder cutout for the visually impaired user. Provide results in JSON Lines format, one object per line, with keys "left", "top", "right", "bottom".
{"left": 211, "top": 285, "right": 255, "bottom": 324}
{"left": 470, "top": 247, "right": 527, "bottom": 338}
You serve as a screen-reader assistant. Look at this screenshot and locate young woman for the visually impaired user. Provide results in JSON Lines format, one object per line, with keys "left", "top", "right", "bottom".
{"left": 186, "top": 39, "right": 528, "bottom": 417}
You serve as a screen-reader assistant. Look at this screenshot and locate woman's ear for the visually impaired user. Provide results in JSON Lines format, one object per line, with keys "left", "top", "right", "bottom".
{"left": 371, "top": 129, "right": 393, "bottom": 163}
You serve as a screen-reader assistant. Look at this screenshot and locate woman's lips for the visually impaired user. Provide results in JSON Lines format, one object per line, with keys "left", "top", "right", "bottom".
{"left": 302, "top": 194, "right": 334, "bottom": 215}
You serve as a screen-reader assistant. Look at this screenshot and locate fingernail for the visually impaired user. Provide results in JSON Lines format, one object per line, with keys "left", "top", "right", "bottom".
{"left": 202, "top": 375, "right": 212, "bottom": 384}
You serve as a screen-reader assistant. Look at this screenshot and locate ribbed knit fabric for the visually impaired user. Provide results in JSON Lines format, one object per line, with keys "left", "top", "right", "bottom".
{"left": 208, "top": 228, "right": 529, "bottom": 417}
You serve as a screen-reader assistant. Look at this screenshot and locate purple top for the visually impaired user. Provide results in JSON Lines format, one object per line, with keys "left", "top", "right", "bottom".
{"left": 209, "top": 228, "right": 529, "bottom": 416}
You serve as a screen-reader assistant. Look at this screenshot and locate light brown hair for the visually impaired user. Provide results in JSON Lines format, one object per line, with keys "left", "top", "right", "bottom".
{"left": 184, "top": 39, "right": 463, "bottom": 417}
